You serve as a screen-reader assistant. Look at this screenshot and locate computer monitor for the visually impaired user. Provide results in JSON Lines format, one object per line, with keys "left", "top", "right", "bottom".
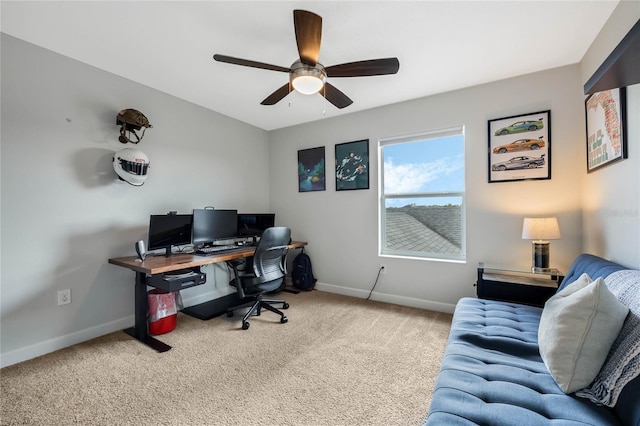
{"left": 148, "top": 214, "right": 193, "bottom": 257}
{"left": 237, "top": 213, "right": 276, "bottom": 237}
{"left": 192, "top": 209, "right": 238, "bottom": 247}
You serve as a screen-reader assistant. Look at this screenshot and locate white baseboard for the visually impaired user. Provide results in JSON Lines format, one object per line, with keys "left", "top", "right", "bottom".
{"left": 0, "top": 316, "right": 133, "bottom": 368}
{"left": 181, "top": 287, "right": 235, "bottom": 307}
{"left": 314, "top": 282, "right": 456, "bottom": 314}
{"left": 1, "top": 285, "right": 452, "bottom": 368}
{"left": 0, "top": 288, "right": 234, "bottom": 368}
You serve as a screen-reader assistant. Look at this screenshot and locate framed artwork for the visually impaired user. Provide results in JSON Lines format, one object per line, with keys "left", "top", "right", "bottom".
{"left": 335, "top": 139, "right": 369, "bottom": 191}
{"left": 585, "top": 87, "right": 627, "bottom": 172}
{"left": 488, "top": 110, "right": 551, "bottom": 183}
{"left": 298, "top": 146, "right": 326, "bottom": 192}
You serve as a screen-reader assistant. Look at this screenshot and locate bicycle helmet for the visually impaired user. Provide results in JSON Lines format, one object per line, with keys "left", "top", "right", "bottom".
{"left": 113, "top": 148, "right": 150, "bottom": 186}
{"left": 116, "top": 109, "right": 152, "bottom": 144}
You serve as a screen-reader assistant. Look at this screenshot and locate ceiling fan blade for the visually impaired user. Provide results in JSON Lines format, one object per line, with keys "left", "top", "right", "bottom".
{"left": 213, "top": 54, "right": 290, "bottom": 73}
{"left": 294, "top": 10, "right": 322, "bottom": 66}
{"left": 325, "top": 58, "right": 400, "bottom": 77}
{"left": 260, "top": 83, "right": 293, "bottom": 105}
{"left": 321, "top": 82, "right": 353, "bottom": 109}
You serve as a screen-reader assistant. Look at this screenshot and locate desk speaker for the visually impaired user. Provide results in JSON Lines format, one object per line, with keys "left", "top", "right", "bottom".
{"left": 135, "top": 240, "right": 146, "bottom": 260}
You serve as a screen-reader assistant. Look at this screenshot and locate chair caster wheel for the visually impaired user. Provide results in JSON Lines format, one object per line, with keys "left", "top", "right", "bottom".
{"left": 242, "top": 321, "right": 250, "bottom": 330}
{"left": 280, "top": 316, "right": 288, "bottom": 324}
{"left": 227, "top": 311, "right": 234, "bottom": 317}
{"left": 283, "top": 302, "right": 290, "bottom": 309}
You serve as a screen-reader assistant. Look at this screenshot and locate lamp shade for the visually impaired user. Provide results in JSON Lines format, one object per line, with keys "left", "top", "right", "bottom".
{"left": 522, "top": 217, "right": 561, "bottom": 241}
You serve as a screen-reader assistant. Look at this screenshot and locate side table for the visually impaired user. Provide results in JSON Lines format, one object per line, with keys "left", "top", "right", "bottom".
{"left": 476, "top": 262, "right": 564, "bottom": 307}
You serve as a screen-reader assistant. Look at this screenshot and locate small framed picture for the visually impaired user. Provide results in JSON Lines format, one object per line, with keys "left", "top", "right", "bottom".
{"left": 585, "top": 87, "right": 627, "bottom": 172}
{"left": 488, "top": 110, "right": 551, "bottom": 183}
{"left": 298, "top": 146, "right": 326, "bottom": 192}
{"left": 335, "top": 139, "right": 369, "bottom": 191}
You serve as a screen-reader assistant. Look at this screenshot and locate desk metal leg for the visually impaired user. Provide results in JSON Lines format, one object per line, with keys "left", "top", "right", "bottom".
{"left": 123, "top": 271, "right": 171, "bottom": 352}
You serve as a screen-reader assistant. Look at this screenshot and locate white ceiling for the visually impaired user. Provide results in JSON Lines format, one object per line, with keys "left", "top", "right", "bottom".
{"left": 1, "top": 1, "right": 619, "bottom": 131}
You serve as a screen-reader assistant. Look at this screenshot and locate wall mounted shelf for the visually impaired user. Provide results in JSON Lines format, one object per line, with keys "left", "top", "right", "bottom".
{"left": 584, "top": 19, "right": 640, "bottom": 95}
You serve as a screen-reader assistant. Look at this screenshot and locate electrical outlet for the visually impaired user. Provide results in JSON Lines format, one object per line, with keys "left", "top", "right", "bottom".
{"left": 57, "top": 289, "right": 71, "bottom": 306}
{"left": 380, "top": 264, "right": 387, "bottom": 275}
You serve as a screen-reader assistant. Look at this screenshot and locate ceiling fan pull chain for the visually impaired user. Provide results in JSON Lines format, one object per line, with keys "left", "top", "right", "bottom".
{"left": 322, "top": 85, "right": 326, "bottom": 115}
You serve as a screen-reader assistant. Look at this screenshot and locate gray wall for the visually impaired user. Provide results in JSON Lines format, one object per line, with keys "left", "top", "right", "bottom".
{"left": 1, "top": 2, "right": 638, "bottom": 367}
{"left": 579, "top": 2, "right": 640, "bottom": 268}
{"left": 1, "top": 35, "right": 270, "bottom": 366}
{"left": 269, "top": 65, "right": 586, "bottom": 310}
{"left": 268, "top": 2, "right": 639, "bottom": 312}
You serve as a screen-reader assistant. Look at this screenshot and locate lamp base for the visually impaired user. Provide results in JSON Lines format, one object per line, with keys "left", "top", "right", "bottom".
{"left": 531, "top": 241, "right": 550, "bottom": 273}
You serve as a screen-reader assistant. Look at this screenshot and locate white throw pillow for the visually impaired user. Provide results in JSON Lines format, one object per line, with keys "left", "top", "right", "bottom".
{"left": 538, "top": 273, "right": 629, "bottom": 393}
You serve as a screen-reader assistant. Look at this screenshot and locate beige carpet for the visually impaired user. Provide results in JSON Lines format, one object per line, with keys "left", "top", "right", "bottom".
{"left": 1, "top": 290, "right": 452, "bottom": 426}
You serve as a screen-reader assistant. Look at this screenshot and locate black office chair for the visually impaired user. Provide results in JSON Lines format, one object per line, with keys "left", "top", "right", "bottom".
{"left": 226, "top": 226, "right": 291, "bottom": 330}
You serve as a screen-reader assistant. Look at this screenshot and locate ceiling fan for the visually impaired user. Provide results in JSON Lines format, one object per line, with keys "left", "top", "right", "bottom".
{"left": 213, "top": 9, "right": 400, "bottom": 109}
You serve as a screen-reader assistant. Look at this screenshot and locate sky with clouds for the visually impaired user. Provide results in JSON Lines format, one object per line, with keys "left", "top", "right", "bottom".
{"left": 382, "top": 134, "right": 464, "bottom": 206}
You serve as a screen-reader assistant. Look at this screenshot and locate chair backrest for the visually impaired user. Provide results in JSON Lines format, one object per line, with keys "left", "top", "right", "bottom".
{"left": 252, "top": 227, "right": 291, "bottom": 282}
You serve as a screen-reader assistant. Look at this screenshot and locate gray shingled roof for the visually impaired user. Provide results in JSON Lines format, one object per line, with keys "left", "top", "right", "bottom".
{"left": 385, "top": 205, "right": 461, "bottom": 255}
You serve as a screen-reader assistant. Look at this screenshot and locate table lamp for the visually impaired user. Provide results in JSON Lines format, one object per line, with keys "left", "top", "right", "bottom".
{"left": 522, "top": 217, "right": 561, "bottom": 272}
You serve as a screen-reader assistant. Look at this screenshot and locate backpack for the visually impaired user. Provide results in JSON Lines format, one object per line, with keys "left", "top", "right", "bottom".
{"left": 291, "top": 251, "right": 317, "bottom": 291}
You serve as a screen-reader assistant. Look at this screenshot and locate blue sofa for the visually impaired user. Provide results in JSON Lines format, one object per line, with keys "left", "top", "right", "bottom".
{"left": 426, "top": 254, "right": 640, "bottom": 425}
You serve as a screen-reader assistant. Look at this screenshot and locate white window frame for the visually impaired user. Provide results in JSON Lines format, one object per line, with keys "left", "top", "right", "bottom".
{"left": 378, "top": 126, "right": 466, "bottom": 262}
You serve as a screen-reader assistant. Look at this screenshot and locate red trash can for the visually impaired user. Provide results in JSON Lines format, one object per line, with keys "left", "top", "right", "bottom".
{"left": 148, "top": 289, "right": 178, "bottom": 335}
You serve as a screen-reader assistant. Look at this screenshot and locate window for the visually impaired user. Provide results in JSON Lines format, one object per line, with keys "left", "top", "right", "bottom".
{"left": 379, "top": 126, "right": 465, "bottom": 261}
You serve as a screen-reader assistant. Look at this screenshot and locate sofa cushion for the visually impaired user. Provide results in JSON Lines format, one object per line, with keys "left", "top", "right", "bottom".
{"left": 425, "top": 297, "right": 621, "bottom": 425}
{"left": 559, "top": 253, "right": 626, "bottom": 292}
{"left": 575, "top": 270, "right": 640, "bottom": 407}
{"left": 538, "top": 273, "right": 629, "bottom": 393}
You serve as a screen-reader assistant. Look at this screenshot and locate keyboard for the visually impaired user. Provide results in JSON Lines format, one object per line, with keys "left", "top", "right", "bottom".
{"left": 194, "top": 245, "right": 240, "bottom": 256}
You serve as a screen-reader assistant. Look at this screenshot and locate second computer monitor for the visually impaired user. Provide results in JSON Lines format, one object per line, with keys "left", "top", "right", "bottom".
{"left": 237, "top": 213, "right": 275, "bottom": 237}
{"left": 192, "top": 209, "right": 238, "bottom": 246}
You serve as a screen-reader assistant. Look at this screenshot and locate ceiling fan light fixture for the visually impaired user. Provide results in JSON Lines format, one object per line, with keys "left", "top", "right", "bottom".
{"left": 290, "top": 61, "right": 326, "bottom": 95}
{"left": 292, "top": 75, "right": 324, "bottom": 94}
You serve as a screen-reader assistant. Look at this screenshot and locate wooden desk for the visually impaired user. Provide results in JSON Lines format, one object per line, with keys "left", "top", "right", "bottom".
{"left": 109, "top": 241, "right": 307, "bottom": 352}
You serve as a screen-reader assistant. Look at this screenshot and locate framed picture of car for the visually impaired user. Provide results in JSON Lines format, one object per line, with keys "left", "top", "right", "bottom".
{"left": 585, "top": 87, "right": 627, "bottom": 173}
{"left": 488, "top": 110, "right": 551, "bottom": 183}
